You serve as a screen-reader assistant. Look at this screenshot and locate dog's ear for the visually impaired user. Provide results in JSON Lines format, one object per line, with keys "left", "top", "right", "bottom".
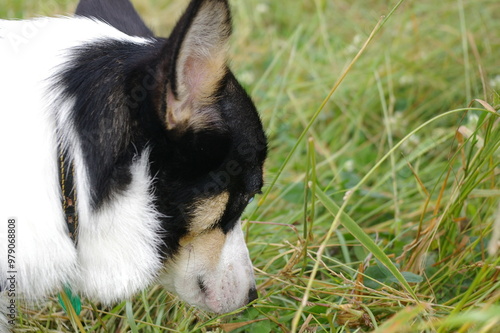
{"left": 165, "top": 0, "right": 231, "bottom": 133}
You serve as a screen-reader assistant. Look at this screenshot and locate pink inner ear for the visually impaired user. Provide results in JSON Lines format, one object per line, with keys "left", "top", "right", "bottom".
{"left": 181, "top": 52, "right": 226, "bottom": 105}
{"left": 183, "top": 55, "right": 209, "bottom": 100}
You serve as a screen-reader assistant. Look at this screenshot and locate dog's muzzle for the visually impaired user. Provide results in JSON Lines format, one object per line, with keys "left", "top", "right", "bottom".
{"left": 159, "top": 219, "right": 257, "bottom": 313}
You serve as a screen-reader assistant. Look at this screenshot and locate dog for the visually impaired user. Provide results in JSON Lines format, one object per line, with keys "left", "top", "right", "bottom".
{"left": 0, "top": 0, "right": 267, "bottom": 328}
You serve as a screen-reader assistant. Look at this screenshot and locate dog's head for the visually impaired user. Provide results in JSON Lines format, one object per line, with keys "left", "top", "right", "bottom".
{"left": 69, "top": 0, "right": 266, "bottom": 313}
{"left": 146, "top": 0, "right": 267, "bottom": 313}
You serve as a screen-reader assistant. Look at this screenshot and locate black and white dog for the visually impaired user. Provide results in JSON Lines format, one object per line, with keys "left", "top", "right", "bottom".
{"left": 0, "top": 0, "right": 267, "bottom": 326}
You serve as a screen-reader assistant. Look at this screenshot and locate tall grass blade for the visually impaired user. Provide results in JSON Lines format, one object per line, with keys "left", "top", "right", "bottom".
{"left": 126, "top": 301, "right": 140, "bottom": 333}
{"left": 315, "top": 188, "right": 417, "bottom": 296}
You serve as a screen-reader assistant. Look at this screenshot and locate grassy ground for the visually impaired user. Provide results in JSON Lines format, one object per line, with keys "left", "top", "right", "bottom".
{"left": 3, "top": 0, "right": 500, "bottom": 332}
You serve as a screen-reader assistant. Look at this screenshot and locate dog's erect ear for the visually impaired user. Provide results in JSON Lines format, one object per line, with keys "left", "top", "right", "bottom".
{"left": 165, "top": 0, "right": 231, "bottom": 133}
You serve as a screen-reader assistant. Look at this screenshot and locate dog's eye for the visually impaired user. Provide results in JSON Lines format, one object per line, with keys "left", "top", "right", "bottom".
{"left": 248, "top": 189, "right": 263, "bottom": 204}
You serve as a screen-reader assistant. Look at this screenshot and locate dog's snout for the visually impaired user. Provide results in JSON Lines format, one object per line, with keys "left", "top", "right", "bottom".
{"left": 247, "top": 287, "right": 258, "bottom": 304}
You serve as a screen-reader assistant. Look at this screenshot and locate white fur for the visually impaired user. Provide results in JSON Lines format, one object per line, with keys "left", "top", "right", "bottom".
{"left": 73, "top": 149, "right": 163, "bottom": 303}
{"left": 203, "top": 220, "right": 256, "bottom": 313}
{"left": 0, "top": 17, "right": 161, "bottom": 312}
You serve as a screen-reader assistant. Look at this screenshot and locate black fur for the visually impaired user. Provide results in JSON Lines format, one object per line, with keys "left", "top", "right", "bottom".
{"left": 64, "top": 0, "right": 267, "bottom": 257}
{"left": 75, "top": 0, "right": 154, "bottom": 37}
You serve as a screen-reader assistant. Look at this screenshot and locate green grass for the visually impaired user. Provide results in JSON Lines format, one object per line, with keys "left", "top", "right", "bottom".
{"left": 4, "top": 0, "right": 500, "bottom": 332}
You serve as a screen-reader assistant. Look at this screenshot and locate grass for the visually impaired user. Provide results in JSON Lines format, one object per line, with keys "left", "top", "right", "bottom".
{"left": 4, "top": 0, "right": 500, "bottom": 332}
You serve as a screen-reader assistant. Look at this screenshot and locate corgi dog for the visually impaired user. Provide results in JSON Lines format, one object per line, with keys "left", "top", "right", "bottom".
{"left": 0, "top": 0, "right": 267, "bottom": 327}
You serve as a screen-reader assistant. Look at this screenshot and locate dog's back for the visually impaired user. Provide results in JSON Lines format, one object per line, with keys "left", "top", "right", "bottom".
{"left": 75, "top": 0, "right": 153, "bottom": 37}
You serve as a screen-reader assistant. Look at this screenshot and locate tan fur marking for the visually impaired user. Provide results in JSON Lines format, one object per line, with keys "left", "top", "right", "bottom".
{"left": 178, "top": 228, "right": 226, "bottom": 268}
{"left": 189, "top": 191, "right": 229, "bottom": 234}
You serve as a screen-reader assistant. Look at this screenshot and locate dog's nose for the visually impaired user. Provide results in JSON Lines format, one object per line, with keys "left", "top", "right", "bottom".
{"left": 247, "top": 287, "right": 258, "bottom": 304}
